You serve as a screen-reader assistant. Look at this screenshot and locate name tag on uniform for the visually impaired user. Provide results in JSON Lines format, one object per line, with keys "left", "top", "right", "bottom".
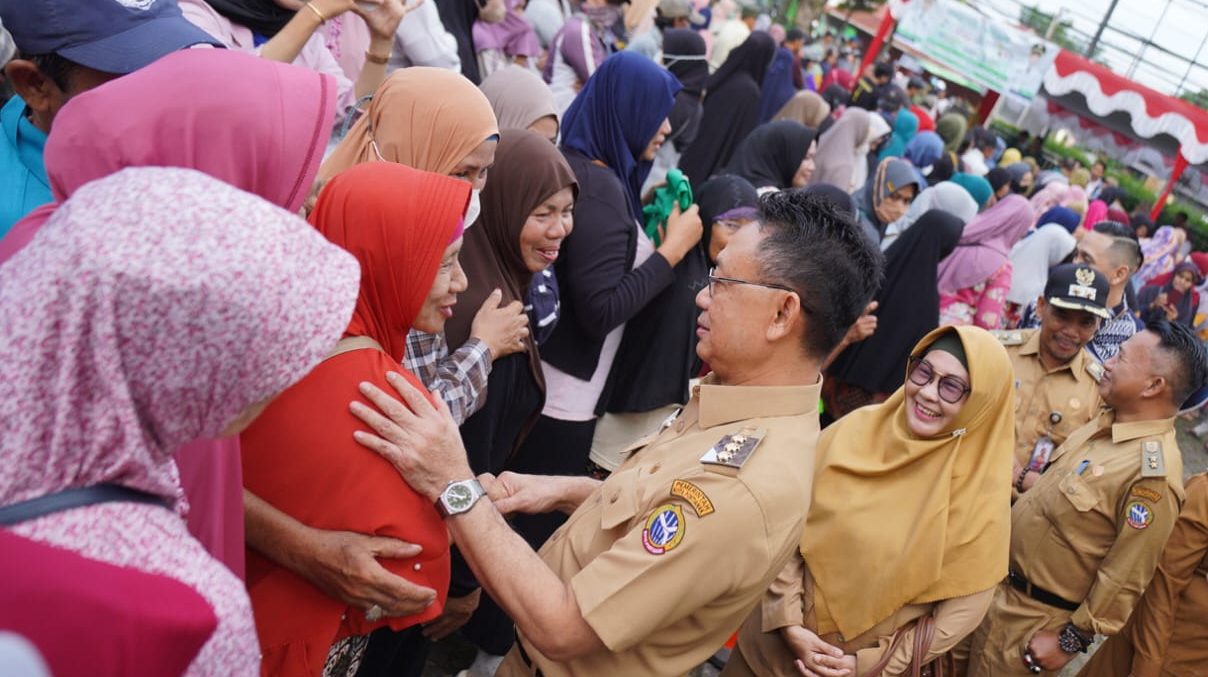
{"left": 1027, "top": 437, "right": 1055, "bottom": 472}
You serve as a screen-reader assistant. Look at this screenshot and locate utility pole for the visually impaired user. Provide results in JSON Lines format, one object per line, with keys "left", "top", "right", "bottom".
{"left": 1087, "top": 0, "right": 1120, "bottom": 57}
{"left": 1044, "top": 7, "right": 1065, "bottom": 40}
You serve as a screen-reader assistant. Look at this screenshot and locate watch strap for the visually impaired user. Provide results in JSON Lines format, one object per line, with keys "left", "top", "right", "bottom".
{"left": 436, "top": 479, "right": 486, "bottom": 518}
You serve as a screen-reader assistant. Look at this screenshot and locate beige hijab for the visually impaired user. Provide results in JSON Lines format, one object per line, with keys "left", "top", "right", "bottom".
{"left": 479, "top": 65, "right": 559, "bottom": 134}
{"left": 773, "top": 90, "right": 831, "bottom": 129}
{"left": 320, "top": 67, "right": 499, "bottom": 180}
{"left": 802, "top": 326, "right": 1014, "bottom": 639}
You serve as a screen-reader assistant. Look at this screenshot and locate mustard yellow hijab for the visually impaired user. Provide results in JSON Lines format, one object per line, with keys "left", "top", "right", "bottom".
{"left": 802, "top": 326, "right": 1014, "bottom": 639}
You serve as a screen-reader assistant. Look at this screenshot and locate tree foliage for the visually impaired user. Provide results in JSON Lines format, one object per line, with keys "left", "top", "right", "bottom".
{"left": 1179, "top": 89, "right": 1208, "bottom": 112}
{"left": 1019, "top": 5, "right": 1098, "bottom": 58}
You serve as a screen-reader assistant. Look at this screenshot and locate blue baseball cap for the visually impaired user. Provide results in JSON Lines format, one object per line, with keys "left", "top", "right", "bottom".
{"left": 0, "top": 0, "right": 222, "bottom": 75}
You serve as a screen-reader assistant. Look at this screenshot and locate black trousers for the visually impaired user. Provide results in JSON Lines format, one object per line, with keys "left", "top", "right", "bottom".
{"left": 355, "top": 626, "right": 429, "bottom": 677}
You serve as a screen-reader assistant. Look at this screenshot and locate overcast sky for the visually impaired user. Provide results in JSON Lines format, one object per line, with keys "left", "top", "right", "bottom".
{"left": 974, "top": 0, "right": 1208, "bottom": 97}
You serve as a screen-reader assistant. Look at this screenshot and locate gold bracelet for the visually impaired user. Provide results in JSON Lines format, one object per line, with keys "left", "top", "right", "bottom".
{"left": 305, "top": 2, "right": 328, "bottom": 23}
{"left": 364, "top": 50, "right": 390, "bottom": 65}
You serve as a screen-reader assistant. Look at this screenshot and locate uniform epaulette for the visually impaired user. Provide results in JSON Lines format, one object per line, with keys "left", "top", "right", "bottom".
{"left": 992, "top": 329, "right": 1026, "bottom": 346}
{"left": 700, "top": 427, "right": 765, "bottom": 470}
{"left": 1085, "top": 360, "right": 1104, "bottom": 383}
{"left": 1140, "top": 440, "right": 1167, "bottom": 478}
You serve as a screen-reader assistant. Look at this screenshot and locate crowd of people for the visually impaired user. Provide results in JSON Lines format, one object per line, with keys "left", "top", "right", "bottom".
{"left": 2, "top": 1, "right": 1208, "bottom": 677}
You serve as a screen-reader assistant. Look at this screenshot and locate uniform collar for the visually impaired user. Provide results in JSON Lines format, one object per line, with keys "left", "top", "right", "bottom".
{"left": 1018, "top": 329, "right": 1092, "bottom": 381}
{"left": 1111, "top": 415, "right": 1175, "bottom": 443}
{"left": 697, "top": 373, "right": 822, "bottom": 429}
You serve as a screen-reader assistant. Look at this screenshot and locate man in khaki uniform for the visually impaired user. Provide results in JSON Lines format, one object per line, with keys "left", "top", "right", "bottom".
{"left": 1076, "top": 473, "right": 1208, "bottom": 677}
{"left": 345, "top": 190, "right": 883, "bottom": 676}
{"left": 997, "top": 264, "right": 1110, "bottom": 495}
{"left": 966, "top": 321, "right": 1208, "bottom": 676}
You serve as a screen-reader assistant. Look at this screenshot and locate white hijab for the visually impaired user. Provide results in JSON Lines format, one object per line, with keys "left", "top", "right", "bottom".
{"left": 881, "top": 181, "right": 979, "bottom": 251}
{"left": 1006, "top": 223, "right": 1077, "bottom": 305}
{"left": 850, "top": 113, "right": 891, "bottom": 194}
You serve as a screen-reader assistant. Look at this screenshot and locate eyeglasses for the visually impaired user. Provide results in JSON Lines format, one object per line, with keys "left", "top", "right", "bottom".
{"left": 707, "top": 267, "right": 798, "bottom": 298}
{"left": 907, "top": 357, "right": 970, "bottom": 404}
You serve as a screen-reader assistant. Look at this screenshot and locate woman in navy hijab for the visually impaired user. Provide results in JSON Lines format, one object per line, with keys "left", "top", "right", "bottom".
{"left": 510, "top": 51, "right": 704, "bottom": 546}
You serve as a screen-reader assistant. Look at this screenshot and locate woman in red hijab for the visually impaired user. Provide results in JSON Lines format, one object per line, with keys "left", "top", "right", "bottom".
{"left": 240, "top": 162, "right": 471, "bottom": 677}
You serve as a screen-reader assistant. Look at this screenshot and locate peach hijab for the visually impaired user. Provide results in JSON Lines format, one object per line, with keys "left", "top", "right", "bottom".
{"left": 319, "top": 67, "right": 499, "bottom": 179}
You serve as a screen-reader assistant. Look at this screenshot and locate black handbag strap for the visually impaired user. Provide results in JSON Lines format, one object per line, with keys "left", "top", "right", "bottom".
{"left": 0, "top": 484, "right": 170, "bottom": 526}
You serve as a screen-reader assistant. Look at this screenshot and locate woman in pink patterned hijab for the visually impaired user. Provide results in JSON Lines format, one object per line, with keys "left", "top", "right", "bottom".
{"left": 0, "top": 47, "right": 339, "bottom": 578}
{"left": 0, "top": 167, "right": 361, "bottom": 675}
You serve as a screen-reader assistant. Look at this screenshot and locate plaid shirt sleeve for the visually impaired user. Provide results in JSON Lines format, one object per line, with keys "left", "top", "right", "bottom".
{"left": 402, "top": 329, "right": 492, "bottom": 425}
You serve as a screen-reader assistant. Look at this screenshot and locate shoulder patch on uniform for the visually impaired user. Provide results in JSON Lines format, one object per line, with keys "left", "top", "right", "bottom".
{"left": 670, "top": 479, "right": 715, "bottom": 517}
{"left": 1085, "top": 360, "right": 1104, "bottom": 383}
{"left": 1141, "top": 440, "right": 1167, "bottom": 478}
{"left": 1130, "top": 486, "right": 1163, "bottom": 503}
{"left": 700, "top": 427, "right": 766, "bottom": 470}
{"left": 993, "top": 330, "right": 1025, "bottom": 346}
{"left": 1126, "top": 501, "right": 1154, "bottom": 529}
{"left": 641, "top": 503, "right": 686, "bottom": 554}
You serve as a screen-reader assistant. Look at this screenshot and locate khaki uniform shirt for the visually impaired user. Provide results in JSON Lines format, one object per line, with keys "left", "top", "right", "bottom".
{"left": 1079, "top": 474, "right": 1208, "bottom": 677}
{"left": 1010, "top": 411, "right": 1185, "bottom": 635}
{"left": 992, "top": 329, "right": 1103, "bottom": 469}
{"left": 496, "top": 376, "right": 823, "bottom": 677}
{"left": 729, "top": 554, "right": 994, "bottom": 677}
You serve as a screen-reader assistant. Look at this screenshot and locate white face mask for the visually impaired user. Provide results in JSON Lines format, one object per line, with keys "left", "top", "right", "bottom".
{"left": 464, "top": 189, "right": 482, "bottom": 228}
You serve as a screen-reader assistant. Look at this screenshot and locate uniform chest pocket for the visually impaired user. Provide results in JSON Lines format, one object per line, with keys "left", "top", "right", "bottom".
{"left": 1056, "top": 473, "right": 1099, "bottom": 512}
{"left": 599, "top": 469, "right": 641, "bottom": 530}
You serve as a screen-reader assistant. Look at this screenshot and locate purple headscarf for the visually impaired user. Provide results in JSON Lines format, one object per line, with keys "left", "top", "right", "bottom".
{"left": 937, "top": 194, "right": 1033, "bottom": 293}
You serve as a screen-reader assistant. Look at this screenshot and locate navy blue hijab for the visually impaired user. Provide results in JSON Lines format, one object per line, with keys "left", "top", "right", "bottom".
{"left": 561, "top": 52, "right": 681, "bottom": 222}
{"left": 757, "top": 47, "right": 798, "bottom": 124}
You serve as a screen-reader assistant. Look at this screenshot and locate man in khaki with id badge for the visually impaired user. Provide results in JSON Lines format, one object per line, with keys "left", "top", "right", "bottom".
{"left": 966, "top": 320, "right": 1208, "bottom": 676}
{"left": 996, "top": 264, "right": 1110, "bottom": 497}
{"left": 344, "top": 191, "right": 883, "bottom": 677}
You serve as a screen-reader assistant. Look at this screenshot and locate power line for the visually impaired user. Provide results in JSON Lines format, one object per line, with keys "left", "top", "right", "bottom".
{"left": 982, "top": 0, "right": 1208, "bottom": 95}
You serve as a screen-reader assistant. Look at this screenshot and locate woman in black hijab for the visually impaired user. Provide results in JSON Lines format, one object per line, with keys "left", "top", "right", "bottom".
{"left": 436, "top": 0, "right": 482, "bottom": 83}
{"left": 724, "top": 120, "right": 817, "bottom": 193}
{"left": 824, "top": 209, "right": 965, "bottom": 419}
{"left": 663, "top": 28, "right": 709, "bottom": 155}
{"left": 800, "top": 182, "right": 858, "bottom": 219}
{"left": 696, "top": 174, "right": 760, "bottom": 265}
{"left": 987, "top": 166, "right": 1012, "bottom": 202}
{"left": 678, "top": 31, "right": 777, "bottom": 190}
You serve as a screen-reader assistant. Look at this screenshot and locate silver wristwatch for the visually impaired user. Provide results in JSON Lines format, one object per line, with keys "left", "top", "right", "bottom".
{"left": 435, "top": 479, "right": 487, "bottom": 518}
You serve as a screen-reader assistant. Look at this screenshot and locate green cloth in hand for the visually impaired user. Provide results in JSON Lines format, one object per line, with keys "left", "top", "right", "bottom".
{"left": 642, "top": 168, "right": 693, "bottom": 247}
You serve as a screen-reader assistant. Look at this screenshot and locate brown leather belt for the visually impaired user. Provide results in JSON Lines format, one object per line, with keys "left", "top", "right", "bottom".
{"left": 1008, "top": 569, "right": 1079, "bottom": 612}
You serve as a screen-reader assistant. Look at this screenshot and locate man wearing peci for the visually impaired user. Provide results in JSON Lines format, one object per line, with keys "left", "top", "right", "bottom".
{"left": 998, "top": 264, "right": 1110, "bottom": 497}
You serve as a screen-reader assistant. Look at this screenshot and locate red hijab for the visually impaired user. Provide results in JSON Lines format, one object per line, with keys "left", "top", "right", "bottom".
{"left": 241, "top": 162, "right": 470, "bottom": 677}
{"left": 310, "top": 162, "right": 469, "bottom": 361}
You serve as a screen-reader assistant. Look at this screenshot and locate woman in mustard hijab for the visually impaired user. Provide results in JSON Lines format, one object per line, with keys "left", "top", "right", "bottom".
{"left": 723, "top": 326, "right": 1015, "bottom": 677}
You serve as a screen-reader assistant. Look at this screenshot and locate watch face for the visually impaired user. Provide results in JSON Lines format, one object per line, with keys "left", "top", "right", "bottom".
{"left": 446, "top": 483, "right": 474, "bottom": 511}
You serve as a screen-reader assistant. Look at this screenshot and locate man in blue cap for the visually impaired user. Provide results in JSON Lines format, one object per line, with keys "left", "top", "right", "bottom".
{"left": 0, "top": 0, "right": 220, "bottom": 238}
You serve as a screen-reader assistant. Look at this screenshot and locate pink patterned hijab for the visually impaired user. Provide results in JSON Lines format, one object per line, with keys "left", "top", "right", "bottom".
{"left": 0, "top": 48, "right": 336, "bottom": 265}
{"left": 937, "top": 194, "right": 1034, "bottom": 293}
{"left": 0, "top": 167, "right": 361, "bottom": 507}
